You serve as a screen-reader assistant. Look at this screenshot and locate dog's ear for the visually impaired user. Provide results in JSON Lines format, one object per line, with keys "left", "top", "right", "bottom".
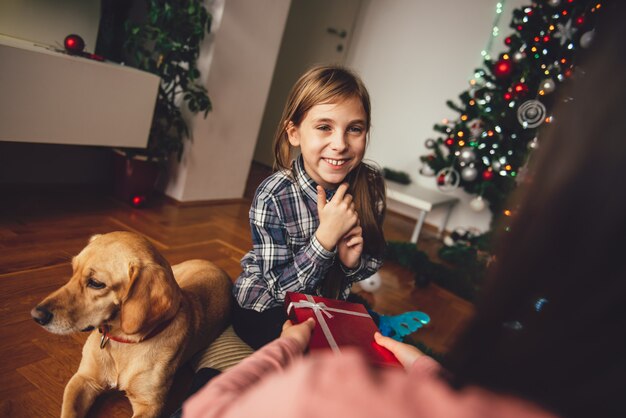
{"left": 88, "top": 234, "right": 102, "bottom": 243}
{"left": 120, "top": 262, "right": 181, "bottom": 336}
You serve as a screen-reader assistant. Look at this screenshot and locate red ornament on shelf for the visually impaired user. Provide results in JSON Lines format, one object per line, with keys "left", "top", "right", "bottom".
{"left": 64, "top": 34, "right": 85, "bottom": 54}
{"left": 494, "top": 59, "right": 514, "bottom": 78}
{"left": 482, "top": 170, "right": 494, "bottom": 181}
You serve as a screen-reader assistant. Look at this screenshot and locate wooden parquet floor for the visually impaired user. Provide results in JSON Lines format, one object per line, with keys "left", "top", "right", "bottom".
{"left": 0, "top": 169, "right": 473, "bottom": 417}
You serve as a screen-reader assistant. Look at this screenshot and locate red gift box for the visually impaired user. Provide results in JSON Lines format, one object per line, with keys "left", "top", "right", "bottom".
{"left": 285, "top": 292, "right": 401, "bottom": 367}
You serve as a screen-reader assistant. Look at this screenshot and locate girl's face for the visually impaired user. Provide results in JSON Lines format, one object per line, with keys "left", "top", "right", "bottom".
{"left": 287, "top": 96, "right": 367, "bottom": 190}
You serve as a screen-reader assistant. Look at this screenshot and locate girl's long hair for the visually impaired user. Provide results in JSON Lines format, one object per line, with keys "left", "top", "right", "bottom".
{"left": 273, "top": 65, "right": 386, "bottom": 297}
{"left": 444, "top": 5, "right": 626, "bottom": 417}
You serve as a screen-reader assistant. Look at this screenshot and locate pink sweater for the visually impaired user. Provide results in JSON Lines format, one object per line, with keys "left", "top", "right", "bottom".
{"left": 184, "top": 337, "right": 558, "bottom": 418}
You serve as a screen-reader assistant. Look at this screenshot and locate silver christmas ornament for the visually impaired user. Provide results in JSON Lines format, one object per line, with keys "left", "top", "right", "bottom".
{"left": 553, "top": 19, "right": 577, "bottom": 47}
{"left": 513, "top": 51, "right": 525, "bottom": 62}
{"left": 359, "top": 272, "right": 382, "bottom": 292}
{"left": 469, "top": 196, "right": 486, "bottom": 212}
{"left": 580, "top": 30, "right": 595, "bottom": 48}
{"left": 492, "top": 160, "right": 502, "bottom": 171}
{"left": 458, "top": 147, "right": 476, "bottom": 164}
{"left": 461, "top": 166, "right": 478, "bottom": 182}
{"left": 424, "top": 138, "right": 436, "bottom": 149}
{"left": 540, "top": 78, "right": 556, "bottom": 94}
{"left": 436, "top": 167, "right": 460, "bottom": 192}
{"left": 517, "top": 100, "right": 547, "bottom": 129}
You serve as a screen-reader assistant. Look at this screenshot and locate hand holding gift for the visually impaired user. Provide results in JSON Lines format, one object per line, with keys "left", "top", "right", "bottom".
{"left": 280, "top": 318, "right": 315, "bottom": 351}
{"left": 285, "top": 292, "right": 401, "bottom": 367}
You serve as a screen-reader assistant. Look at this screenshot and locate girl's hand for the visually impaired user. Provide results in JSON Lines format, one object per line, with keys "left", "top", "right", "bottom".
{"left": 337, "top": 224, "right": 363, "bottom": 269}
{"left": 281, "top": 318, "right": 315, "bottom": 351}
{"left": 315, "top": 183, "right": 359, "bottom": 251}
{"left": 374, "top": 332, "right": 424, "bottom": 370}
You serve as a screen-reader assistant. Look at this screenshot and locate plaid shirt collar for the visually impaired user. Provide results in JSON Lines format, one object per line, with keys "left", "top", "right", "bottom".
{"left": 293, "top": 155, "right": 338, "bottom": 202}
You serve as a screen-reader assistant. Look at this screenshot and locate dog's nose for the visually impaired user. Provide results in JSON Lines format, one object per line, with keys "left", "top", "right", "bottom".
{"left": 31, "top": 306, "right": 53, "bottom": 325}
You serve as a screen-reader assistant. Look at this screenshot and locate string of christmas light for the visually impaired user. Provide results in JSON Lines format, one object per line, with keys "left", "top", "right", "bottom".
{"left": 481, "top": 1, "right": 507, "bottom": 61}
{"left": 420, "top": 0, "right": 604, "bottom": 223}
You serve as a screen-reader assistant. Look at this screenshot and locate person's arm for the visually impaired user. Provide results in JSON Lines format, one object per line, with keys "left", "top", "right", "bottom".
{"left": 183, "top": 319, "right": 314, "bottom": 418}
{"left": 236, "top": 191, "right": 335, "bottom": 307}
{"left": 340, "top": 252, "right": 383, "bottom": 283}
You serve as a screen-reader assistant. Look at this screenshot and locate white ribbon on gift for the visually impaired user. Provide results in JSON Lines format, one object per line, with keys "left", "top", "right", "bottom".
{"left": 286, "top": 294, "right": 370, "bottom": 354}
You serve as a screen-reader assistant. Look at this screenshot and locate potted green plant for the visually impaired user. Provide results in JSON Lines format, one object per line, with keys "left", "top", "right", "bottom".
{"left": 111, "top": 0, "right": 212, "bottom": 204}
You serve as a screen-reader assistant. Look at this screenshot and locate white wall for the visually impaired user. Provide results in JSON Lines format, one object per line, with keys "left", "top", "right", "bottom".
{"left": 0, "top": 0, "right": 100, "bottom": 50}
{"left": 164, "top": 0, "right": 291, "bottom": 201}
{"left": 347, "top": 0, "right": 526, "bottom": 233}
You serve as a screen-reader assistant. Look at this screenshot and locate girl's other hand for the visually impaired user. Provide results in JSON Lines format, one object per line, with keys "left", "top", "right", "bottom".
{"left": 315, "top": 183, "right": 359, "bottom": 250}
{"left": 374, "top": 332, "right": 424, "bottom": 370}
{"left": 281, "top": 318, "right": 315, "bottom": 351}
{"left": 337, "top": 224, "right": 363, "bottom": 269}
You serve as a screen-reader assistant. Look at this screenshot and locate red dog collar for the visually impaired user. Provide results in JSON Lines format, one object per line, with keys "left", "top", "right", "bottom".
{"left": 98, "top": 314, "right": 177, "bottom": 349}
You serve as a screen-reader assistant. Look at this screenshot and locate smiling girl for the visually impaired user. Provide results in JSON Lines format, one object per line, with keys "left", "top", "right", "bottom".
{"left": 232, "top": 65, "right": 387, "bottom": 349}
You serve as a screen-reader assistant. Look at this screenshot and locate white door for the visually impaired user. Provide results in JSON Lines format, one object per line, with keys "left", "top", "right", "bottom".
{"left": 253, "top": 0, "right": 363, "bottom": 167}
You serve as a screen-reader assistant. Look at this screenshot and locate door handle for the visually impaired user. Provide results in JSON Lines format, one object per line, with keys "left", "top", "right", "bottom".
{"left": 327, "top": 27, "right": 347, "bottom": 38}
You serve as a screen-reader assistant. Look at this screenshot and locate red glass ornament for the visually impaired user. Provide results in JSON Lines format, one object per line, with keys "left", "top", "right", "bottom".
{"left": 494, "top": 59, "right": 513, "bottom": 78}
{"left": 445, "top": 138, "right": 455, "bottom": 146}
{"left": 513, "top": 82, "right": 529, "bottom": 96}
{"left": 505, "top": 36, "right": 512, "bottom": 45}
{"left": 131, "top": 195, "right": 147, "bottom": 207}
{"left": 482, "top": 170, "right": 494, "bottom": 181}
{"left": 64, "top": 34, "right": 85, "bottom": 54}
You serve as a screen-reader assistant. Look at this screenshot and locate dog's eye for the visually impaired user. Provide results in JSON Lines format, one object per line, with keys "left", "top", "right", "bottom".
{"left": 87, "top": 278, "right": 106, "bottom": 289}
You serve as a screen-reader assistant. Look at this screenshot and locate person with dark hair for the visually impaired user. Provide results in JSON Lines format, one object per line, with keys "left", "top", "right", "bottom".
{"left": 183, "top": 4, "right": 625, "bottom": 418}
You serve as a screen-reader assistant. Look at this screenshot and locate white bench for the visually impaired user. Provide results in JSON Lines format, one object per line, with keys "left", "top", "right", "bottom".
{"left": 386, "top": 180, "right": 459, "bottom": 243}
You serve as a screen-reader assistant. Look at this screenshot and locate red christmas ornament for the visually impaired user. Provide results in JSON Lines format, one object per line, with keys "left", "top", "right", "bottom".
{"left": 504, "top": 92, "right": 513, "bottom": 101}
{"left": 482, "top": 170, "right": 494, "bottom": 181}
{"left": 131, "top": 195, "right": 147, "bottom": 207}
{"left": 494, "top": 59, "right": 514, "bottom": 78}
{"left": 64, "top": 34, "right": 85, "bottom": 54}
{"left": 505, "top": 36, "right": 512, "bottom": 46}
{"left": 445, "top": 138, "right": 455, "bottom": 146}
{"left": 575, "top": 15, "right": 585, "bottom": 26}
{"left": 437, "top": 173, "right": 446, "bottom": 185}
{"left": 513, "top": 82, "right": 529, "bottom": 96}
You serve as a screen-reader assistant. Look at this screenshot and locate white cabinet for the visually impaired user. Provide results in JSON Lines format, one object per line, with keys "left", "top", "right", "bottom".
{"left": 0, "top": 35, "right": 159, "bottom": 148}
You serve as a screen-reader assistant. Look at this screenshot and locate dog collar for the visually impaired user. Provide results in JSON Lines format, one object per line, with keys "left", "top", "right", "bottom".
{"left": 98, "top": 314, "right": 177, "bottom": 349}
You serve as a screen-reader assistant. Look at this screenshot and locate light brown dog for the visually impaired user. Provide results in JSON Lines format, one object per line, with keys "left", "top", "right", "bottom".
{"left": 30, "top": 231, "right": 232, "bottom": 418}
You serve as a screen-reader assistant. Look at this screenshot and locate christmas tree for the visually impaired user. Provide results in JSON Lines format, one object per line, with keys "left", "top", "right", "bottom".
{"left": 420, "top": 0, "right": 604, "bottom": 222}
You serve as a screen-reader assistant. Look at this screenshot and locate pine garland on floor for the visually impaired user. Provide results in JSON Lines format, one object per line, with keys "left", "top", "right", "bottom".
{"left": 384, "top": 240, "right": 489, "bottom": 302}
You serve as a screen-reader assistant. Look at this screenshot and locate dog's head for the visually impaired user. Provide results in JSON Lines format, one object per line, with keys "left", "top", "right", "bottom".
{"left": 31, "top": 231, "right": 182, "bottom": 337}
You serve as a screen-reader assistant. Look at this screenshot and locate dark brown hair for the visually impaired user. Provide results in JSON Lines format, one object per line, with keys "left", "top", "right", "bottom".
{"left": 444, "top": 5, "right": 626, "bottom": 417}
